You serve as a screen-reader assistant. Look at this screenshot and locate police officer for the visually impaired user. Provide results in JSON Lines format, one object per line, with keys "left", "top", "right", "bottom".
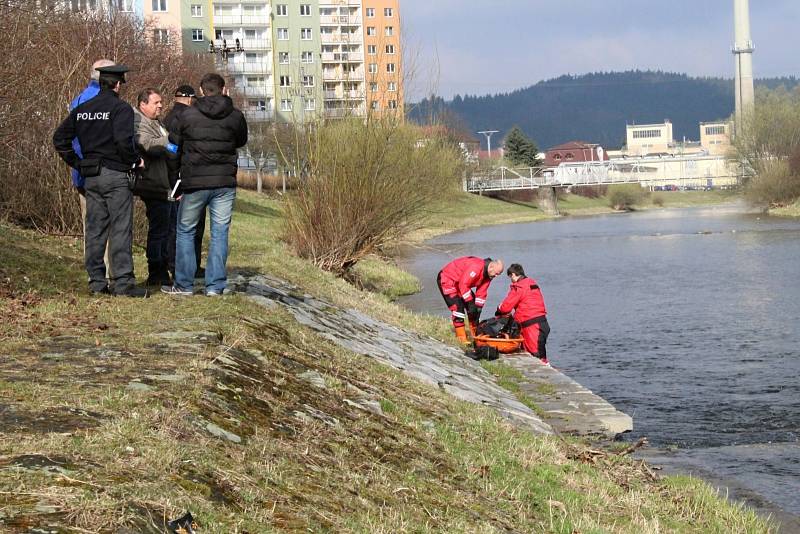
{"left": 53, "top": 65, "right": 148, "bottom": 298}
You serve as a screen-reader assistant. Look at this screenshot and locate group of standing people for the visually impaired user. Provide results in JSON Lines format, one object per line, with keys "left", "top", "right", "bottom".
{"left": 53, "top": 59, "right": 248, "bottom": 297}
{"left": 437, "top": 256, "right": 551, "bottom": 365}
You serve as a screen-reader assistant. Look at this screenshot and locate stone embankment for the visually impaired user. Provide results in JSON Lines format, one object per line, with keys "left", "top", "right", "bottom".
{"left": 229, "top": 273, "right": 632, "bottom": 440}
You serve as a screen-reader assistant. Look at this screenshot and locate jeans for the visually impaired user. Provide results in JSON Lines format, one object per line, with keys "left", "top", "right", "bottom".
{"left": 84, "top": 167, "right": 135, "bottom": 293}
{"left": 175, "top": 187, "right": 235, "bottom": 293}
{"left": 167, "top": 200, "right": 204, "bottom": 275}
{"left": 143, "top": 197, "right": 171, "bottom": 278}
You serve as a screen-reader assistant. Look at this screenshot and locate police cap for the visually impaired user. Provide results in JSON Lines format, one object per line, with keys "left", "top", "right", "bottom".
{"left": 96, "top": 64, "right": 130, "bottom": 84}
{"left": 174, "top": 85, "right": 196, "bottom": 97}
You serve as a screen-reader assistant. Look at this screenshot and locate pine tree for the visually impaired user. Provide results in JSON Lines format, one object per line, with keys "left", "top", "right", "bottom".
{"left": 504, "top": 126, "right": 541, "bottom": 167}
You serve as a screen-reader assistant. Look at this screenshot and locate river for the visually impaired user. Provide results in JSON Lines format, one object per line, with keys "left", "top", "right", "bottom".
{"left": 397, "top": 203, "right": 800, "bottom": 521}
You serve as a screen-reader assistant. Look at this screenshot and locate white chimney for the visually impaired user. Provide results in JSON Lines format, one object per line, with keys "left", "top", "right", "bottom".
{"left": 733, "top": 0, "right": 755, "bottom": 129}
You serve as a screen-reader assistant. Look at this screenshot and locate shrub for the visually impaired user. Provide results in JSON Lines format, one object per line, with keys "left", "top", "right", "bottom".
{"left": 608, "top": 184, "right": 649, "bottom": 211}
{"left": 571, "top": 185, "right": 608, "bottom": 199}
{"left": 283, "top": 119, "right": 463, "bottom": 274}
{"left": 652, "top": 195, "right": 665, "bottom": 207}
{"left": 744, "top": 160, "right": 800, "bottom": 207}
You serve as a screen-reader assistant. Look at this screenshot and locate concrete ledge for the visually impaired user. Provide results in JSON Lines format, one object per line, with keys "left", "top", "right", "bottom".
{"left": 500, "top": 355, "right": 633, "bottom": 439}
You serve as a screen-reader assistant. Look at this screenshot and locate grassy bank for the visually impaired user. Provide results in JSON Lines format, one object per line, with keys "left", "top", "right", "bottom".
{"left": 0, "top": 191, "right": 773, "bottom": 532}
{"left": 771, "top": 199, "right": 800, "bottom": 217}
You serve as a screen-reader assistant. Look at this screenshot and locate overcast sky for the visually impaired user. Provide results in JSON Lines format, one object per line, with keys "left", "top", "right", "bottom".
{"left": 400, "top": 0, "right": 800, "bottom": 100}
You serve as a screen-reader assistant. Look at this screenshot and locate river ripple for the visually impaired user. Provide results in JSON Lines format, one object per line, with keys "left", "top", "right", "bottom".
{"left": 398, "top": 203, "right": 800, "bottom": 515}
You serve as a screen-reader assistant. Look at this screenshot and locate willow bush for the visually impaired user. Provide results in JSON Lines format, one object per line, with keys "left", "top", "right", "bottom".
{"left": 733, "top": 86, "right": 800, "bottom": 207}
{"left": 283, "top": 119, "right": 463, "bottom": 274}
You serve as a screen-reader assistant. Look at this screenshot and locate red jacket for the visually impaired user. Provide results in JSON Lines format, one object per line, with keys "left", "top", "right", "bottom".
{"left": 439, "top": 256, "right": 493, "bottom": 307}
{"left": 497, "top": 277, "right": 546, "bottom": 324}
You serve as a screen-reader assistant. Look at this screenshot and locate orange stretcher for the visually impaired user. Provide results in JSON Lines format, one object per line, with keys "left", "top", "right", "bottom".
{"left": 472, "top": 333, "right": 524, "bottom": 354}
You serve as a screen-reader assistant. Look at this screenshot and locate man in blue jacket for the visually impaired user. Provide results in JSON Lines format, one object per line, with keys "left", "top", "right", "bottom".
{"left": 71, "top": 59, "right": 114, "bottom": 279}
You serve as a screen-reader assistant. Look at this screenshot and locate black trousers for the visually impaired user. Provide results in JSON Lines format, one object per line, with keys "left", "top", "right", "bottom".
{"left": 84, "top": 167, "right": 135, "bottom": 292}
{"left": 143, "top": 197, "right": 171, "bottom": 276}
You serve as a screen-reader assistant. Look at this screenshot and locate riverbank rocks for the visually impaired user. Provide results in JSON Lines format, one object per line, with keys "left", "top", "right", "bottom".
{"left": 229, "top": 273, "right": 554, "bottom": 435}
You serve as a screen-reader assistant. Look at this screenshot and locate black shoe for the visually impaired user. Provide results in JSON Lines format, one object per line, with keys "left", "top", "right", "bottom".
{"left": 90, "top": 286, "right": 110, "bottom": 296}
{"left": 115, "top": 286, "right": 150, "bottom": 298}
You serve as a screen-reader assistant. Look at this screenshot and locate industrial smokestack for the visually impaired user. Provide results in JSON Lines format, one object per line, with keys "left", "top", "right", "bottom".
{"left": 733, "top": 0, "right": 755, "bottom": 130}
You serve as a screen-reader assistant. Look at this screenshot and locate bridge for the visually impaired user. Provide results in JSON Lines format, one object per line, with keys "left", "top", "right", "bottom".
{"left": 465, "top": 156, "right": 744, "bottom": 193}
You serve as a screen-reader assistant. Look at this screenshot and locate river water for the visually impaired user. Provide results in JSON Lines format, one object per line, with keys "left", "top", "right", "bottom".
{"left": 397, "top": 203, "right": 800, "bottom": 519}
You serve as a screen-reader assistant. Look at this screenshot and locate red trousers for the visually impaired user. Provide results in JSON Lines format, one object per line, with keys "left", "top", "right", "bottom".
{"left": 520, "top": 318, "right": 550, "bottom": 359}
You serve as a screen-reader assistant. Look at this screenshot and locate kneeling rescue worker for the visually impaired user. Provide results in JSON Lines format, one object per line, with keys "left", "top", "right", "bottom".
{"left": 496, "top": 263, "right": 551, "bottom": 365}
{"left": 437, "top": 256, "right": 504, "bottom": 345}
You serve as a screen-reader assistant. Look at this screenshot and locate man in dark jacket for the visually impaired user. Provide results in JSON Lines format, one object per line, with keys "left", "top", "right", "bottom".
{"left": 133, "top": 88, "right": 176, "bottom": 286}
{"left": 53, "top": 64, "right": 148, "bottom": 298}
{"left": 162, "top": 85, "right": 204, "bottom": 279}
{"left": 162, "top": 73, "right": 247, "bottom": 296}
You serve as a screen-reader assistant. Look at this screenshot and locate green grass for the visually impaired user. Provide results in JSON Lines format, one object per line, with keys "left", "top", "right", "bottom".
{"left": 0, "top": 191, "right": 775, "bottom": 533}
{"left": 771, "top": 198, "right": 800, "bottom": 217}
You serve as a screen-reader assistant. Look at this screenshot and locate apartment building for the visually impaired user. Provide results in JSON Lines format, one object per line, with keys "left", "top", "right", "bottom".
{"left": 362, "top": 0, "right": 402, "bottom": 117}
{"left": 66, "top": 0, "right": 401, "bottom": 122}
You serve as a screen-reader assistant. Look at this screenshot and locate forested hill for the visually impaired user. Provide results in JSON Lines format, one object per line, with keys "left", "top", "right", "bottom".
{"left": 410, "top": 71, "right": 800, "bottom": 150}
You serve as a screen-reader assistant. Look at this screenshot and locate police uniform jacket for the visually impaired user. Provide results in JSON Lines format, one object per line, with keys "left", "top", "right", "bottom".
{"left": 132, "top": 108, "right": 173, "bottom": 200}
{"left": 169, "top": 95, "right": 247, "bottom": 191}
{"left": 53, "top": 88, "right": 138, "bottom": 173}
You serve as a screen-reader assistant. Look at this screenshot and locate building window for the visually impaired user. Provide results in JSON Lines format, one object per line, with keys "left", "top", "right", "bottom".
{"left": 385, "top": 44, "right": 395, "bottom": 54}
{"left": 705, "top": 125, "right": 726, "bottom": 135}
{"left": 152, "top": 0, "right": 167, "bottom": 11}
{"left": 279, "top": 52, "right": 290, "bottom": 64}
{"left": 388, "top": 100, "right": 397, "bottom": 109}
{"left": 275, "top": 4, "right": 287, "bottom": 16}
{"left": 249, "top": 99, "right": 267, "bottom": 110}
{"left": 153, "top": 29, "right": 169, "bottom": 43}
{"left": 366, "top": 7, "right": 374, "bottom": 17}
{"left": 385, "top": 26, "right": 394, "bottom": 36}
{"left": 370, "top": 82, "right": 378, "bottom": 92}
{"left": 190, "top": 4, "right": 201, "bottom": 16}
{"left": 191, "top": 29, "right": 203, "bottom": 41}
{"left": 386, "top": 63, "right": 395, "bottom": 73}
{"left": 277, "top": 28, "right": 289, "bottom": 40}
{"left": 304, "top": 98, "right": 316, "bottom": 111}
{"left": 384, "top": 7, "right": 393, "bottom": 16}
{"left": 301, "top": 28, "right": 312, "bottom": 40}
{"left": 366, "top": 26, "right": 376, "bottom": 36}
{"left": 388, "top": 81, "right": 397, "bottom": 92}
{"left": 565, "top": 153, "right": 574, "bottom": 160}
{"left": 301, "top": 51, "right": 314, "bottom": 63}
{"left": 280, "top": 99, "right": 292, "bottom": 112}
{"left": 370, "top": 101, "right": 379, "bottom": 110}
{"left": 368, "top": 63, "right": 377, "bottom": 74}
{"left": 300, "top": 4, "right": 311, "bottom": 16}
{"left": 632, "top": 129, "right": 662, "bottom": 139}
{"left": 280, "top": 75, "right": 291, "bottom": 87}
{"left": 367, "top": 44, "right": 376, "bottom": 55}
{"left": 117, "top": 0, "right": 134, "bottom": 11}
{"left": 302, "top": 75, "right": 315, "bottom": 87}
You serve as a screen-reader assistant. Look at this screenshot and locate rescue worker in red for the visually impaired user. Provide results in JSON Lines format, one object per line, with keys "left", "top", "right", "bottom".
{"left": 496, "top": 263, "right": 551, "bottom": 365}
{"left": 437, "top": 256, "right": 504, "bottom": 344}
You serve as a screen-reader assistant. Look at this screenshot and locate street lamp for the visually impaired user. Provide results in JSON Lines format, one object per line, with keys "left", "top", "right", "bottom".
{"left": 478, "top": 130, "right": 499, "bottom": 166}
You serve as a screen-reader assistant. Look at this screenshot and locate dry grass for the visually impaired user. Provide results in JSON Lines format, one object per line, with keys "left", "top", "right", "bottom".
{"left": 0, "top": 197, "right": 776, "bottom": 532}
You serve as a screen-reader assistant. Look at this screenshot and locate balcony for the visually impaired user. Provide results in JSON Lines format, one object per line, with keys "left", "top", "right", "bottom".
{"left": 224, "top": 62, "right": 271, "bottom": 74}
{"left": 214, "top": 38, "right": 271, "bottom": 50}
{"left": 320, "top": 32, "right": 363, "bottom": 44}
{"left": 321, "top": 52, "right": 363, "bottom": 62}
{"left": 244, "top": 109, "right": 274, "bottom": 121}
{"left": 320, "top": 15, "right": 362, "bottom": 26}
{"left": 322, "top": 70, "right": 364, "bottom": 82}
{"left": 213, "top": 14, "right": 269, "bottom": 26}
{"left": 240, "top": 86, "right": 273, "bottom": 98}
{"left": 324, "top": 107, "right": 366, "bottom": 118}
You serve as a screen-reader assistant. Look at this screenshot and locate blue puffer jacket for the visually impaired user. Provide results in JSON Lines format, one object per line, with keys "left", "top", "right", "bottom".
{"left": 69, "top": 80, "right": 101, "bottom": 188}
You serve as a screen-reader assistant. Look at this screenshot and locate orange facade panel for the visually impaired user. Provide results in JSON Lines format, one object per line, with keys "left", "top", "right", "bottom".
{"left": 362, "top": 0, "right": 403, "bottom": 118}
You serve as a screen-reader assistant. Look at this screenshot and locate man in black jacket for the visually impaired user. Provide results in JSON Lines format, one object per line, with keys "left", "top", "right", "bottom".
{"left": 162, "top": 85, "right": 204, "bottom": 280}
{"left": 53, "top": 65, "right": 148, "bottom": 298}
{"left": 162, "top": 73, "right": 247, "bottom": 296}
